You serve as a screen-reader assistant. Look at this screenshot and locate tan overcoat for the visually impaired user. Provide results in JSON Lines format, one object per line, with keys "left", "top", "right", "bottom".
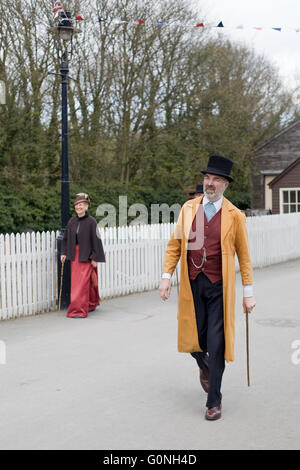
{"left": 162, "top": 195, "right": 253, "bottom": 362}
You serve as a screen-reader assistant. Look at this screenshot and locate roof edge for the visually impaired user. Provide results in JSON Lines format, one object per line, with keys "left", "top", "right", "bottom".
{"left": 269, "top": 156, "right": 300, "bottom": 187}
{"left": 253, "top": 119, "right": 300, "bottom": 154}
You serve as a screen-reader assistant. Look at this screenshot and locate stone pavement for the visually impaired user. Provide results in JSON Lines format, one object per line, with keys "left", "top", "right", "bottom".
{"left": 0, "top": 259, "right": 300, "bottom": 450}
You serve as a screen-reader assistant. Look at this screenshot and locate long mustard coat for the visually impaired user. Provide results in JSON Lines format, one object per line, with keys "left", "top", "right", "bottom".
{"left": 162, "top": 195, "right": 253, "bottom": 363}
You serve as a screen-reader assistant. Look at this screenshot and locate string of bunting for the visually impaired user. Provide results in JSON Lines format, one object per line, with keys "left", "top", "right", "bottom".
{"left": 51, "top": 0, "right": 68, "bottom": 20}
{"left": 50, "top": 4, "right": 300, "bottom": 32}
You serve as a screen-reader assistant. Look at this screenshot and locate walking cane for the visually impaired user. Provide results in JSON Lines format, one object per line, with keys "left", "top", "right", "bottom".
{"left": 58, "top": 259, "right": 65, "bottom": 312}
{"left": 245, "top": 312, "right": 250, "bottom": 387}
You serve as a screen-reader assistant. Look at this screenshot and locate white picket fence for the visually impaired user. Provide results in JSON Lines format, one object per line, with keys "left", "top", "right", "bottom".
{"left": 0, "top": 231, "right": 57, "bottom": 320}
{"left": 244, "top": 212, "right": 300, "bottom": 268}
{"left": 98, "top": 223, "right": 177, "bottom": 299}
{"left": 1, "top": 213, "right": 300, "bottom": 320}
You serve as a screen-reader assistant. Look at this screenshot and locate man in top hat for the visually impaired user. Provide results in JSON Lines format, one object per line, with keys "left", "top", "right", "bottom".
{"left": 158, "top": 155, "right": 256, "bottom": 420}
{"left": 194, "top": 183, "right": 203, "bottom": 198}
{"left": 185, "top": 183, "right": 203, "bottom": 201}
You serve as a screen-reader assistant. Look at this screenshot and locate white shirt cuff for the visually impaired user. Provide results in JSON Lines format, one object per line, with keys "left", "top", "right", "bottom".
{"left": 162, "top": 273, "right": 172, "bottom": 280}
{"left": 243, "top": 285, "right": 253, "bottom": 298}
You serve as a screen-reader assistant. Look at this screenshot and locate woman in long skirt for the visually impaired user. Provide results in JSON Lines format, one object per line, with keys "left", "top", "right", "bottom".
{"left": 61, "top": 193, "right": 106, "bottom": 318}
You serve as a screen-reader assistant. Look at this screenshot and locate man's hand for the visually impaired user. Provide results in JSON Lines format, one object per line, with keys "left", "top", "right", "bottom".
{"left": 158, "top": 278, "right": 171, "bottom": 301}
{"left": 61, "top": 255, "right": 66, "bottom": 263}
{"left": 243, "top": 296, "right": 256, "bottom": 314}
{"left": 91, "top": 260, "right": 97, "bottom": 268}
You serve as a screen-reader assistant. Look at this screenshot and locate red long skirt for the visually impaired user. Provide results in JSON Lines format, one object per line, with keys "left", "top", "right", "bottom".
{"left": 66, "top": 245, "right": 101, "bottom": 318}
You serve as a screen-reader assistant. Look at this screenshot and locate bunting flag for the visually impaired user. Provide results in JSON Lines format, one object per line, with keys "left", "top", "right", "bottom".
{"left": 51, "top": 1, "right": 64, "bottom": 17}
{"left": 52, "top": 4, "right": 63, "bottom": 11}
{"left": 87, "top": 18, "right": 299, "bottom": 32}
{"left": 51, "top": 0, "right": 69, "bottom": 21}
{"left": 48, "top": 6, "right": 300, "bottom": 33}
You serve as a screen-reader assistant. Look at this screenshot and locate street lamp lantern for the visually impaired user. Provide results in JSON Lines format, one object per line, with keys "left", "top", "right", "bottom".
{"left": 49, "top": 10, "right": 81, "bottom": 310}
{"left": 58, "top": 25, "right": 74, "bottom": 42}
{"left": 57, "top": 11, "right": 74, "bottom": 41}
{"left": 50, "top": 11, "right": 81, "bottom": 46}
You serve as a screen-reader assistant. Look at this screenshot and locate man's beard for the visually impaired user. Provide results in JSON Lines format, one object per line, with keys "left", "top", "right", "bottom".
{"left": 204, "top": 184, "right": 226, "bottom": 202}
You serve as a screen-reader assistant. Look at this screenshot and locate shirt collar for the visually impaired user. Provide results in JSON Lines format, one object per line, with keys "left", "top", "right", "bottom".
{"left": 203, "top": 195, "right": 223, "bottom": 213}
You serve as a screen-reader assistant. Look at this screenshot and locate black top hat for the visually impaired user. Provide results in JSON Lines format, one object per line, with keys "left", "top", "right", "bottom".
{"left": 201, "top": 155, "right": 234, "bottom": 183}
{"left": 195, "top": 184, "right": 203, "bottom": 194}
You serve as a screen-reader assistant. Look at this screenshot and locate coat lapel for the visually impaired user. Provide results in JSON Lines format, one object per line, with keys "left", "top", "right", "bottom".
{"left": 221, "top": 197, "right": 235, "bottom": 245}
{"left": 183, "top": 195, "right": 204, "bottom": 242}
{"left": 183, "top": 195, "right": 234, "bottom": 246}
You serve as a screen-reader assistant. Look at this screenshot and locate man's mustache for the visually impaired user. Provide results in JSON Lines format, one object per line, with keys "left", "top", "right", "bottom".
{"left": 205, "top": 185, "right": 216, "bottom": 191}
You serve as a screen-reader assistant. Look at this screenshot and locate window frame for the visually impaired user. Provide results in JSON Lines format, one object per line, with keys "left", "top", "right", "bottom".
{"left": 279, "top": 187, "right": 300, "bottom": 214}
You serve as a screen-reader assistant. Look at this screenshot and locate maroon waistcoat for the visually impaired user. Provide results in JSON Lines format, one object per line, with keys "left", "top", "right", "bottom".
{"left": 187, "top": 206, "right": 222, "bottom": 283}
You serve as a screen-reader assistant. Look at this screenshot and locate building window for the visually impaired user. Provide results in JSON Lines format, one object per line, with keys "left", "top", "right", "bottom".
{"left": 280, "top": 188, "right": 300, "bottom": 214}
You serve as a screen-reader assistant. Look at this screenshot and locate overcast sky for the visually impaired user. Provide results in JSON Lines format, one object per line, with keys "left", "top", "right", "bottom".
{"left": 195, "top": 0, "right": 300, "bottom": 90}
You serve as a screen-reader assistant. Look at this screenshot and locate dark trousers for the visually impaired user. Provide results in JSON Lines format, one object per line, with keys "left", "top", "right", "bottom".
{"left": 190, "top": 273, "right": 225, "bottom": 408}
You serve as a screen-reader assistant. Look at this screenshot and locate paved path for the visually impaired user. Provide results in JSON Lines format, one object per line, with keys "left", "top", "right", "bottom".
{"left": 0, "top": 259, "right": 300, "bottom": 450}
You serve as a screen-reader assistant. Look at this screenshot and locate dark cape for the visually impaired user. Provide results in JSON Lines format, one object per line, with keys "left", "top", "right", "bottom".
{"left": 61, "top": 212, "right": 106, "bottom": 262}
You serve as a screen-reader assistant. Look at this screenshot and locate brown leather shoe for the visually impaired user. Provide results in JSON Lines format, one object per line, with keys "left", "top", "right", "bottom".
{"left": 205, "top": 404, "right": 222, "bottom": 421}
{"left": 199, "top": 369, "right": 209, "bottom": 393}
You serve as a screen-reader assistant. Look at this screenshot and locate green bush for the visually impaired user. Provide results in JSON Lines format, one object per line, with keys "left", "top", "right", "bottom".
{"left": 224, "top": 190, "right": 251, "bottom": 210}
{"left": 0, "top": 181, "right": 251, "bottom": 234}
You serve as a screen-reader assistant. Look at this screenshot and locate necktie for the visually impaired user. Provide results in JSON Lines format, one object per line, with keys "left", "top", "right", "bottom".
{"left": 204, "top": 202, "right": 216, "bottom": 222}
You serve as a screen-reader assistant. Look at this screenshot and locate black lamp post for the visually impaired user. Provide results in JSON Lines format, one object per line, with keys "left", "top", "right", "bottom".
{"left": 50, "top": 11, "right": 81, "bottom": 310}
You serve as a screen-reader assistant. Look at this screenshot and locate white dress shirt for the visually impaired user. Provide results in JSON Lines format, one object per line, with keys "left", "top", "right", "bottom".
{"left": 202, "top": 194, "right": 223, "bottom": 214}
{"left": 162, "top": 195, "right": 253, "bottom": 297}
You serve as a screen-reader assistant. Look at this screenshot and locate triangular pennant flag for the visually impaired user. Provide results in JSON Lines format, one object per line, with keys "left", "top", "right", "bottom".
{"left": 52, "top": 6, "right": 64, "bottom": 17}
{"left": 156, "top": 23, "right": 166, "bottom": 27}
{"left": 52, "top": 4, "right": 63, "bottom": 11}
{"left": 254, "top": 27, "right": 263, "bottom": 30}
{"left": 272, "top": 27, "right": 281, "bottom": 32}
{"left": 195, "top": 23, "right": 204, "bottom": 27}
{"left": 75, "top": 14, "right": 85, "bottom": 21}
{"left": 98, "top": 17, "right": 106, "bottom": 22}
{"left": 217, "top": 21, "right": 224, "bottom": 27}
{"left": 114, "top": 20, "right": 128, "bottom": 24}
{"left": 135, "top": 19, "right": 145, "bottom": 25}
